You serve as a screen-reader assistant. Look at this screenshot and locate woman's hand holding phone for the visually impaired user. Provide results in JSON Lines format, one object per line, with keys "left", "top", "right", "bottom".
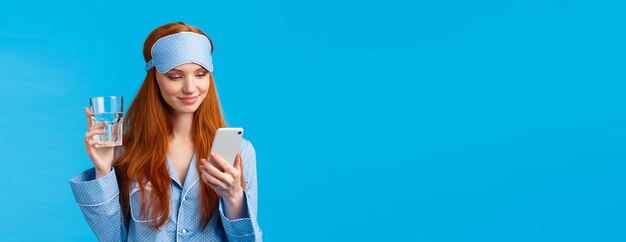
{"left": 199, "top": 152, "right": 245, "bottom": 219}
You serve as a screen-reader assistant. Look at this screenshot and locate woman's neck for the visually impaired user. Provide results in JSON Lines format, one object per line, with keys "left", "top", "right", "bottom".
{"left": 170, "top": 112, "right": 194, "bottom": 144}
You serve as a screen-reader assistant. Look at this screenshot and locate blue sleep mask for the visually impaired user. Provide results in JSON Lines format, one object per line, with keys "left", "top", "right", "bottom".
{"left": 144, "top": 32, "right": 214, "bottom": 73}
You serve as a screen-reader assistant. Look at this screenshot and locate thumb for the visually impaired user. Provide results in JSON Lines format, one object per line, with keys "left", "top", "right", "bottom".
{"left": 84, "top": 107, "right": 93, "bottom": 127}
{"left": 234, "top": 151, "right": 242, "bottom": 170}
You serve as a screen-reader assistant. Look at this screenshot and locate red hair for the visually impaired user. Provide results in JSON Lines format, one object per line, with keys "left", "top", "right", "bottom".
{"left": 113, "top": 22, "right": 243, "bottom": 229}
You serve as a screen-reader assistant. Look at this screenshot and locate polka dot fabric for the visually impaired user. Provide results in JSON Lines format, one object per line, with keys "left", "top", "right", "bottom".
{"left": 69, "top": 138, "right": 262, "bottom": 241}
{"left": 145, "top": 32, "right": 214, "bottom": 73}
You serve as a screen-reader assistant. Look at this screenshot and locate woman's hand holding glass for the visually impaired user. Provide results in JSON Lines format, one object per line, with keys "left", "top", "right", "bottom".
{"left": 83, "top": 107, "right": 115, "bottom": 178}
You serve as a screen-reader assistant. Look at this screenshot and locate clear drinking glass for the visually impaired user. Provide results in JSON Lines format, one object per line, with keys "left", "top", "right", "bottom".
{"left": 89, "top": 96, "right": 124, "bottom": 147}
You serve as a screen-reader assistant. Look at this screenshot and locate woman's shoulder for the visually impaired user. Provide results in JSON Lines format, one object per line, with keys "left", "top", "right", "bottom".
{"left": 239, "top": 138, "right": 257, "bottom": 181}
{"left": 240, "top": 138, "right": 256, "bottom": 156}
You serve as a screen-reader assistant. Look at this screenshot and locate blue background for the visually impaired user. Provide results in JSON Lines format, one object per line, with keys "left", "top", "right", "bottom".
{"left": 0, "top": 0, "right": 624, "bottom": 241}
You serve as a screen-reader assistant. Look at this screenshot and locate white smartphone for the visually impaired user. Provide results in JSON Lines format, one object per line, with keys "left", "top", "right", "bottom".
{"left": 210, "top": 127, "right": 244, "bottom": 168}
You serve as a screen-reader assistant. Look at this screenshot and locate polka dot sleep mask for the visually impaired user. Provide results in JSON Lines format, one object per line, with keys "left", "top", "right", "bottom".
{"left": 144, "top": 32, "right": 214, "bottom": 73}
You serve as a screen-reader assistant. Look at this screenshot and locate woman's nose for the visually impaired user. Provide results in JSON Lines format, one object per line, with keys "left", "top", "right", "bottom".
{"left": 182, "top": 76, "right": 196, "bottom": 94}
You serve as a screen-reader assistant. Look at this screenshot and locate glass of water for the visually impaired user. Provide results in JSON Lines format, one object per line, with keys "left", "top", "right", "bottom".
{"left": 89, "top": 96, "right": 124, "bottom": 147}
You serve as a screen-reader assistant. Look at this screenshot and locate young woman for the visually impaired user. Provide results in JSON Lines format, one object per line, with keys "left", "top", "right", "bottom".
{"left": 69, "top": 22, "right": 262, "bottom": 241}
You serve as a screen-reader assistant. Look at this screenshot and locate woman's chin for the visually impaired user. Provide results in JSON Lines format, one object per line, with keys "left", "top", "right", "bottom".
{"left": 173, "top": 106, "right": 199, "bottom": 114}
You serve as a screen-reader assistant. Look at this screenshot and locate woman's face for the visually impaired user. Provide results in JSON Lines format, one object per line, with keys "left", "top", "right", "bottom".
{"left": 155, "top": 63, "right": 211, "bottom": 114}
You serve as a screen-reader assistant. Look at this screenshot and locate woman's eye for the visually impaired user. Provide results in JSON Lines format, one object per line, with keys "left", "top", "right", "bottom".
{"left": 167, "top": 72, "right": 206, "bottom": 80}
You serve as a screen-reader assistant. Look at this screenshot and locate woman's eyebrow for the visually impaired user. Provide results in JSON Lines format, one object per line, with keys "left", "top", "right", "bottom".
{"left": 168, "top": 67, "right": 207, "bottom": 73}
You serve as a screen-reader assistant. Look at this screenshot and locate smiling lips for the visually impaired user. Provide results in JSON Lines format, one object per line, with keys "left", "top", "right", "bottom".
{"left": 178, "top": 95, "right": 198, "bottom": 105}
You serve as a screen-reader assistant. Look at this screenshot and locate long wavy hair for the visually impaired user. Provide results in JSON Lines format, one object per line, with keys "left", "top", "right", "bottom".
{"left": 112, "top": 22, "right": 242, "bottom": 229}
